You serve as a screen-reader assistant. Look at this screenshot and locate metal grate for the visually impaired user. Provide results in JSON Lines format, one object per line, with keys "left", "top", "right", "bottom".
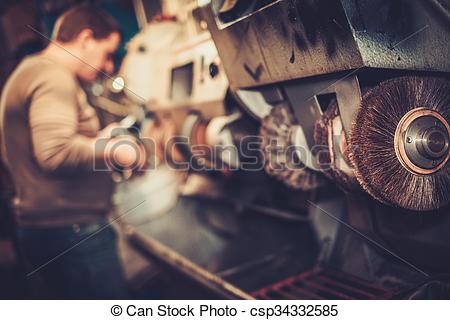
{"left": 252, "top": 269, "right": 394, "bottom": 299}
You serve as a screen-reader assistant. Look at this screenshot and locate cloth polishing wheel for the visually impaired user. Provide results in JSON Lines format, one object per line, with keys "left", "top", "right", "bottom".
{"left": 313, "top": 99, "right": 359, "bottom": 192}
{"left": 349, "top": 76, "right": 450, "bottom": 211}
{"left": 181, "top": 112, "right": 214, "bottom": 170}
{"left": 260, "top": 103, "right": 325, "bottom": 191}
{"left": 159, "top": 115, "right": 186, "bottom": 165}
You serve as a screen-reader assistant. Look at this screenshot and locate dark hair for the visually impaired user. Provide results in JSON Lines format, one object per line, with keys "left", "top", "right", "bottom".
{"left": 53, "top": 4, "right": 120, "bottom": 43}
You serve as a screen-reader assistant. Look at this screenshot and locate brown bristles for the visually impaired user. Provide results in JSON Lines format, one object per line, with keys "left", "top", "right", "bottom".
{"left": 349, "top": 76, "right": 450, "bottom": 211}
{"left": 260, "top": 104, "right": 325, "bottom": 191}
{"left": 313, "top": 100, "right": 359, "bottom": 193}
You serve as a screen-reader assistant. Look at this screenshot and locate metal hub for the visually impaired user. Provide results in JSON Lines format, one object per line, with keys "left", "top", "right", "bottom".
{"left": 394, "top": 108, "right": 450, "bottom": 175}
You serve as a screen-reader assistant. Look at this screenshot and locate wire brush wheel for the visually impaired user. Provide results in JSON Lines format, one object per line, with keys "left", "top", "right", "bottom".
{"left": 314, "top": 100, "right": 359, "bottom": 192}
{"left": 349, "top": 76, "right": 450, "bottom": 211}
{"left": 260, "top": 104, "right": 325, "bottom": 191}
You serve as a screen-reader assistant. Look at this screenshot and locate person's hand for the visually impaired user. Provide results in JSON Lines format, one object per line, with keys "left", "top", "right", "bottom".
{"left": 104, "top": 135, "right": 147, "bottom": 173}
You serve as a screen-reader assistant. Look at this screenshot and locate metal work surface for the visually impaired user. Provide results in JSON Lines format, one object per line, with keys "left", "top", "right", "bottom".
{"left": 124, "top": 192, "right": 437, "bottom": 298}
{"left": 127, "top": 195, "right": 319, "bottom": 296}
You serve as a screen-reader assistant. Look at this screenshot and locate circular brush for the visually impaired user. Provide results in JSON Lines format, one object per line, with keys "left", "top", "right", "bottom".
{"left": 260, "top": 104, "right": 325, "bottom": 191}
{"left": 313, "top": 100, "right": 359, "bottom": 192}
{"left": 191, "top": 119, "right": 215, "bottom": 170}
{"left": 180, "top": 113, "right": 214, "bottom": 170}
{"left": 349, "top": 76, "right": 450, "bottom": 211}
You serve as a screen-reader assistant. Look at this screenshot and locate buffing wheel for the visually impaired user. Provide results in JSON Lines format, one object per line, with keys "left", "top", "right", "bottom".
{"left": 180, "top": 113, "right": 214, "bottom": 170}
{"left": 260, "top": 104, "right": 325, "bottom": 191}
{"left": 349, "top": 76, "right": 450, "bottom": 211}
{"left": 313, "top": 100, "right": 359, "bottom": 192}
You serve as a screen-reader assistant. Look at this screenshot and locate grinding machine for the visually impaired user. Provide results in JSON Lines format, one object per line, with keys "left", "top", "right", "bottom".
{"left": 99, "top": 0, "right": 450, "bottom": 299}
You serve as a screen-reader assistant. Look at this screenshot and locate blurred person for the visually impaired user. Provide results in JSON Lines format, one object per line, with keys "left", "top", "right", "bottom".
{"left": 0, "top": 5, "right": 145, "bottom": 299}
